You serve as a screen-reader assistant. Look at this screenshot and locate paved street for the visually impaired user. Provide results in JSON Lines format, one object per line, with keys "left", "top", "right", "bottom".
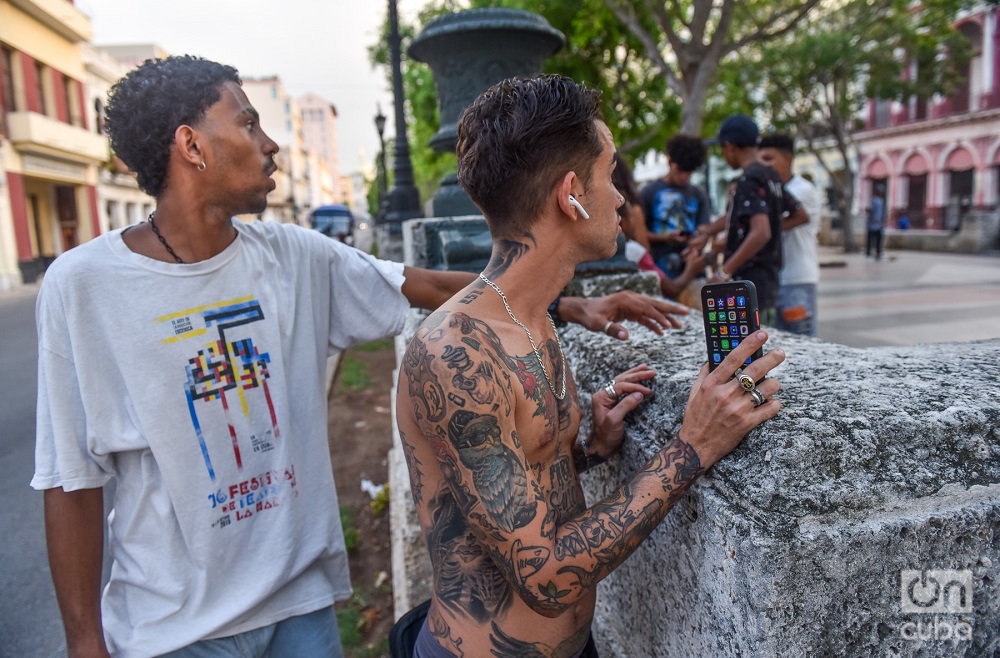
{"left": 816, "top": 247, "right": 1000, "bottom": 347}
{"left": 0, "top": 283, "right": 66, "bottom": 658}
{"left": 0, "top": 246, "right": 997, "bottom": 655}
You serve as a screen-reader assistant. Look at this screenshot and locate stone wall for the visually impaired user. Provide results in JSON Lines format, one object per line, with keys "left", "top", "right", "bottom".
{"left": 567, "top": 321, "right": 999, "bottom": 657}
{"left": 388, "top": 226, "right": 1000, "bottom": 654}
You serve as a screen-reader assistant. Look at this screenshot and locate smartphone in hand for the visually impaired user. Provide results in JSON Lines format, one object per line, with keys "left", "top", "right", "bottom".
{"left": 701, "top": 280, "right": 763, "bottom": 372}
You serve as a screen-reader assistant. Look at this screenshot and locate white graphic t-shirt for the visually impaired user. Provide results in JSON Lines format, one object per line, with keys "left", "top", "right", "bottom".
{"left": 32, "top": 220, "right": 408, "bottom": 657}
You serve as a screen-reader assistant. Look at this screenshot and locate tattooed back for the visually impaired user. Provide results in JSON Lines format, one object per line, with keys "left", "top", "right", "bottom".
{"left": 397, "top": 299, "right": 595, "bottom": 658}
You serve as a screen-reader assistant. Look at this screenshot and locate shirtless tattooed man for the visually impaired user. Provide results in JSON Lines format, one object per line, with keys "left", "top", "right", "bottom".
{"left": 396, "top": 75, "right": 785, "bottom": 658}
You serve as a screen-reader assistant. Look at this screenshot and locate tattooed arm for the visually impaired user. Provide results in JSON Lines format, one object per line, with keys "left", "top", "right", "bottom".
{"left": 402, "top": 234, "right": 687, "bottom": 337}
{"left": 400, "top": 265, "right": 687, "bottom": 340}
{"left": 402, "top": 314, "right": 784, "bottom": 618}
{"left": 401, "top": 267, "right": 476, "bottom": 311}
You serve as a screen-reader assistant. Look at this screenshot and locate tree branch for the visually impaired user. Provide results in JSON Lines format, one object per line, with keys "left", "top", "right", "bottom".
{"left": 619, "top": 123, "right": 666, "bottom": 153}
{"left": 606, "top": 0, "right": 685, "bottom": 97}
{"left": 728, "top": 0, "right": 823, "bottom": 52}
{"left": 647, "top": 0, "right": 687, "bottom": 69}
{"left": 689, "top": 0, "right": 714, "bottom": 45}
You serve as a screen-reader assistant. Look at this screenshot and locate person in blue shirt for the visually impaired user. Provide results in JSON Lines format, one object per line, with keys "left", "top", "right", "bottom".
{"left": 867, "top": 183, "right": 887, "bottom": 260}
{"left": 639, "top": 135, "right": 711, "bottom": 279}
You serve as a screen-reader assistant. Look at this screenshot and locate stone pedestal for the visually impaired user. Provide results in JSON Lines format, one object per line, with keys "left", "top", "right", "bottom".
{"left": 566, "top": 322, "right": 1000, "bottom": 657}
{"left": 408, "top": 9, "right": 564, "bottom": 217}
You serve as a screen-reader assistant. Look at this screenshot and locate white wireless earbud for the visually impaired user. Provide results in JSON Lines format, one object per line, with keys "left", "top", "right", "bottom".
{"left": 568, "top": 194, "right": 590, "bottom": 219}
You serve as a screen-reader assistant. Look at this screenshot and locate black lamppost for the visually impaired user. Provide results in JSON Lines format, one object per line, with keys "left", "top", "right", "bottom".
{"left": 374, "top": 104, "right": 388, "bottom": 211}
{"left": 379, "top": 0, "right": 422, "bottom": 260}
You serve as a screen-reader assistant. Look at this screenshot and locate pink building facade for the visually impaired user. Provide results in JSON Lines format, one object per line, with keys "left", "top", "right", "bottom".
{"left": 856, "top": 6, "right": 1000, "bottom": 230}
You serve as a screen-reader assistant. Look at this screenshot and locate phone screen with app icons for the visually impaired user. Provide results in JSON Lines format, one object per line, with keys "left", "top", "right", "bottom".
{"left": 701, "top": 280, "right": 763, "bottom": 371}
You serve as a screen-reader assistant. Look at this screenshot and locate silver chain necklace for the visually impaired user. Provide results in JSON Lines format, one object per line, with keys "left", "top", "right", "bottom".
{"left": 478, "top": 272, "right": 566, "bottom": 400}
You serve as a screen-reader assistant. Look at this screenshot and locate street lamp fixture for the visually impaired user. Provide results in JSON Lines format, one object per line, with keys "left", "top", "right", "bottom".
{"left": 378, "top": 0, "right": 422, "bottom": 262}
{"left": 374, "top": 104, "right": 388, "bottom": 212}
{"left": 374, "top": 104, "right": 386, "bottom": 139}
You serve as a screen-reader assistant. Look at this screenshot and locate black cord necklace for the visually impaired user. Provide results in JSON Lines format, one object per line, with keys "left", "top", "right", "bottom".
{"left": 148, "top": 212, "right": 184, "bottom": 264}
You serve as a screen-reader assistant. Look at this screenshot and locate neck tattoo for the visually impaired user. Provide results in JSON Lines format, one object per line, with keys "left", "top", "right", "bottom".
{"left": 478, "top": 272, "right": 567, "bottom": 400}
{"left": 148, "top": 212, "right": 184, "bottom": 264}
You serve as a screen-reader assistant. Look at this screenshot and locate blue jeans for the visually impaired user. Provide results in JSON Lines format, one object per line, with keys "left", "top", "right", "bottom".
{"left": 775, "top": 283, "right": 817, "bottom": 336}
{"left": 161, "top": 605, "right": 344, "bottom": 658}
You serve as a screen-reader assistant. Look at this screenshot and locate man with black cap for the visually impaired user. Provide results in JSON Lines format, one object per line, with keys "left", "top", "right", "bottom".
{"left": 695, "top": 114, "right": 800, "bottom": 326}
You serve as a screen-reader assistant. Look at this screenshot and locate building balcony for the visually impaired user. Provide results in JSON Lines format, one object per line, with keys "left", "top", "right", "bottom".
{"left": 8, "top": 0, "right": 92, "bottom": 42}
{"left": 7, "top": 111, "right": 107, "bottom": 163}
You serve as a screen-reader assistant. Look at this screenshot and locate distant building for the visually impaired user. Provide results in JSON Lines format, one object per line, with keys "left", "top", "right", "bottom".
{"left": 855, "top": 5, "right": 1000, "bottom": 229}
{"left": 83, "top": 43, "right": 154, "bottom": 234}
{"left": 242, "top": 76, "right": 308, "bottom": 225}
{"left": 304, "top": 147, "right": 337, "bottom": 219}
{"left": 0, "top": 0, "right": 108, "bottom": 288}
{"left": 93, "top": 43, "right": 168, "bottom": 71}
{"left": 298, "top": 92, "right": 341, "bottom": 204}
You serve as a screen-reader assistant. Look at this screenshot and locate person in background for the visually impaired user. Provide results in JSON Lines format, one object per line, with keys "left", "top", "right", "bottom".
{"left": 694, "top": 114, "right": 802, "bottom": 326}
{"left": 639, "top": 135, "right": 711, "bottom": 280}
{"left": 614, "top": 156, "right": 702, "bottom": 301}
{"left": 867, "top": 183, "right": 887, "bottom": 260}
{"left": 612, "top": 155, "right": 650, "bottom": 251}
{"left": 758, "top": 133, "right": 821, "bottom": 336}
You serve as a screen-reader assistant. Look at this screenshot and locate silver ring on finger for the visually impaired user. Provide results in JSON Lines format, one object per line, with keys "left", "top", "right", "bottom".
{"left": 602, "top": 321, "right": 614, "bottom": 334}
{"left": 749, "top": 388, "right": 766, "bottom": 407}
{"left": 604, "top": 381, "right": 617, "bottom": 398}
{"left": 738, "top": 373, "right": 756, "bottom": 392}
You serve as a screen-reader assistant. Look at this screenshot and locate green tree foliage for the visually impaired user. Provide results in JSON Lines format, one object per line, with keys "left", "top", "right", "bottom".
{"left": 491, "top": 0, "right": 681, "bottom": 156}
{"left": 369, "top": 0, "right": 683, "bottom": 202}
{"left": 732, "top": 0, "right": 968, "bottom": 251}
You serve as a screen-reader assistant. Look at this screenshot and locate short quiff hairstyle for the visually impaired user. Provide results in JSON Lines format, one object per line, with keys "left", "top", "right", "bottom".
{"left": 105, "top": 55, "right": 241, "bottom": 197}
{"left": 666, "top": 134, "right": 707, "bottom": 173}
{"left": 456, "top": 75, "right": 604, "bottom": 239}
{"left": 758, "top": 132, "right": 795, "bottom": 155}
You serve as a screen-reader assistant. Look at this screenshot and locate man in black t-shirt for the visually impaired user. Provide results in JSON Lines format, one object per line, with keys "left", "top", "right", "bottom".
{"left": 696, "top": 115, "right": 801, "bottom": 324}
{"left": 639, "top": 134, "right": 710, "bottom": 278}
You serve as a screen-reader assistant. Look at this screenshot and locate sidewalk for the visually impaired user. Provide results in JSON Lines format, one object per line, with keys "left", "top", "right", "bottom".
{"left": 0, "top": 280, "right": 40, "bottom": 302}
{"left": 815, "top": 246, "right": 1000, "bottom": 347}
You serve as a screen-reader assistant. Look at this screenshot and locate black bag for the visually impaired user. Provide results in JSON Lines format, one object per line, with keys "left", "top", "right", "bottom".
{"left": 388, "top": 599, "right": 431, "bottom": 658}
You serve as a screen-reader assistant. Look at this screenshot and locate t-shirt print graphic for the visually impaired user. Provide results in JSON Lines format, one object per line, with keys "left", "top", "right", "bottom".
{"left": 653, "top": 187, "right": 699, "bottom": 235}
{"left": 157, "top": 296, "right": 281, "bottom": 482}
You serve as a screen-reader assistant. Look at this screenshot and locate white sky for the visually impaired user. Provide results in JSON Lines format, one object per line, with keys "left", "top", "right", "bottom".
{"left": 76, "top": 0, "right": 424, "bottom": 176}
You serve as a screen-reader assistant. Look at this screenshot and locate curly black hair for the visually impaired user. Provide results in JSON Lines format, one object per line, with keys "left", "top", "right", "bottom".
{"left": 666, "top": 134, "right": 707, "bottom": 173}
{"left": 456, "top": 75, "right": 603, "bottom": 239}
{"left": 758, "top": 132, "right": 795, "bottom": 155}
{"left": 105, "top": 55, "right": 241, "bottom": 197}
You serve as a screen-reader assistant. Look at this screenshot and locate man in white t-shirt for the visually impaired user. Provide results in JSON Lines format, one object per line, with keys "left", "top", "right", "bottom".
{"left": 32, "top": 56, "right": 689, "bottom": 658}
{"left": 758, "top": 133, "right": 822, "bottom": 337}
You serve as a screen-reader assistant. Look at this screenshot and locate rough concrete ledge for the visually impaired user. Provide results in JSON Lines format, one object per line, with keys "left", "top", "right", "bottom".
{"left": 565, "top": 317, "right": 1000, "bottom": 657}
{"left": 563, "top": 270, "right": 660, "bottom": 299}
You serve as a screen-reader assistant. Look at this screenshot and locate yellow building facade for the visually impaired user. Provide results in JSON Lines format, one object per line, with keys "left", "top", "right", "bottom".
{"left": 0, "top": 0, "right": 106, "bottom": 288}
